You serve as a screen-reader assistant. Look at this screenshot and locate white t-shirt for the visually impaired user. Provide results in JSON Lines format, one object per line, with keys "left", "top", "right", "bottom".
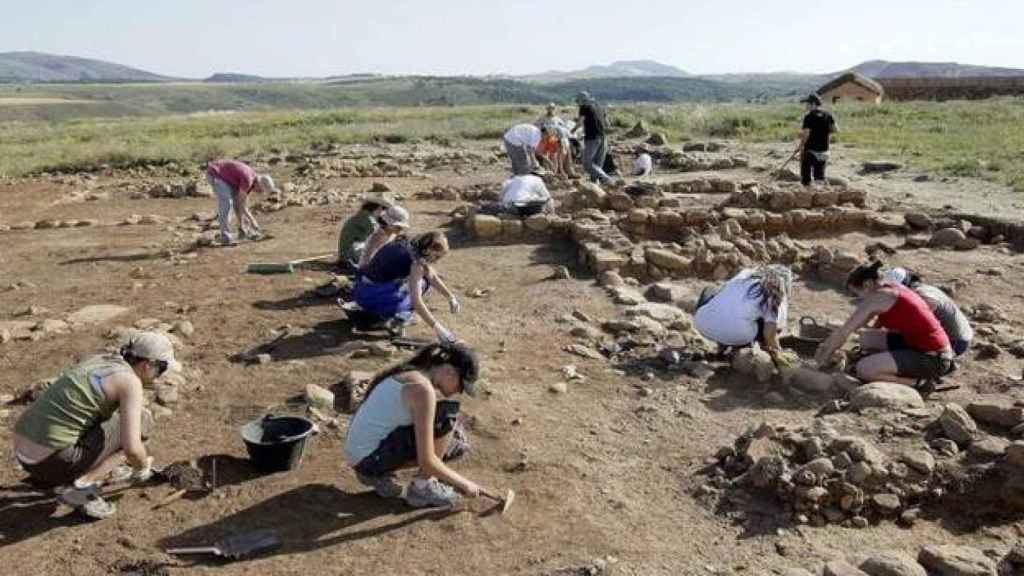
{"left": 632, "top": 153, "right": 653, "bottom": 176}
{"left": 500, "top": 175, "right": 551, "bottom": 207}
{"left": 504, "top": 124, "right": 542, "bottom": 149}
{"left": 694, "top": 270, "right": 788, "bottom": 346}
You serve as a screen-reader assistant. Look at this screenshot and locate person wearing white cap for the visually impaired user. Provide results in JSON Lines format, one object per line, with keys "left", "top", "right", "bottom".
{"left": 358, "top": 205, "right": 411, "bottom": 269}
{"left": 206, "top": 159, "right": 281, "bottom": 245}
{"left": 12, "top": 331, "right": 178, "bottom": 518}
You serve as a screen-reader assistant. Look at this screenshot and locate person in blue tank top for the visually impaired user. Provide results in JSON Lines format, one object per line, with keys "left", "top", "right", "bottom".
{"left": 353, "top": 231, "right": 462, "bottom": 342}
{"left": 344, "top": 342, "right": 481, "bottom": 508}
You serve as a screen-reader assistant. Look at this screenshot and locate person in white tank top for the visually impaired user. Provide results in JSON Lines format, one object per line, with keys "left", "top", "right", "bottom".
{"left": 344, "top": 343, "right": 484, "bottom": 509}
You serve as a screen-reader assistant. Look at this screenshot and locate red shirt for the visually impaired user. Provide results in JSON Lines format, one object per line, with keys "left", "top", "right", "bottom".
{"left": 877, "top": 284, "right": 950, "bottom": 352}
{"left": 207, "top": 160, "right": 256, "bottom": 194}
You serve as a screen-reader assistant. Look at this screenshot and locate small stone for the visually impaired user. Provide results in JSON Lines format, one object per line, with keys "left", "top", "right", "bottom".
{"left": 173, "top": 320, "right": 195, "bottom": 339}
{"left": 254, "top": 353, "right": 272, "bottom": 365}
{"left": 939, "top": 403, "right": 977, "bottom": 447}
{"left": 967, "top": 435, "right": 1008, "bottom": 462}
{"left": 899, "top": 508, "right": 921, "bottom": 527}
{"left": 305, "top": 384, "right": 335, "bottom": 411}
{"left": 155, "top": 384, "right": 179, "bottom": 406}
{"left": 900, "top": 450, "right": 935, "bottom": 475}
{"left": 872, "top": 493, "right": 901, "bottom": 514}
{"left": 549, "top": 382, "right": 568, "bottom": 395}
{"left": 851, "top": 516, "right": 869, "bottom": 529}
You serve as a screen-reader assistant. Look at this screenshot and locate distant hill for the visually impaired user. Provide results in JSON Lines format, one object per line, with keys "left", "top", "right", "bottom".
{"left": 0, "top": 51, "right": 171, "bottom": 83}
{"left": 205, "top": 73, "right": 267, "bottom": 83}
{"left": 522, "top": 60, "right": 688, "bottom": 83}
{"left": 846, "top": 59, "right": 1024, "bottom": 78}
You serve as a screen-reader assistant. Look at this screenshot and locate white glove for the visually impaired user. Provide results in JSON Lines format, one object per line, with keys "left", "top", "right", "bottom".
{"left": 435, "top": 324, "right": 456, "bottom": 345}
{"left": 131, "top": 456, "right": 154, "bottom": 483}
{"left": 449, "top": 296, "right": 462, "bottom": 315}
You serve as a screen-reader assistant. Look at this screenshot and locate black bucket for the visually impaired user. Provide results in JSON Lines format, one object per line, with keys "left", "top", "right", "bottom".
{"left": 240, "top": 415, "right": 315, "bottom": 472}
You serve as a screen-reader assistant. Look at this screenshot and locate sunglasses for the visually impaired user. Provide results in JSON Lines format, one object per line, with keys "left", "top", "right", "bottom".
{"left": 153, "top": 359, "right": 169, "bottom": 377}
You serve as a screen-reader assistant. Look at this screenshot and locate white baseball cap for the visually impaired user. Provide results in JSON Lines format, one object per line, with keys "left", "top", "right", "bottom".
{"left": 380, "top": 206, "right": 410, "bottom": 228}
{"left": 123, "top": 331, "right": 180, "bottom": 373}
{"left": 256, "top": 174, "right": 280, "bottom": 194}
{"left": 884, "top": 267, "right": 909, "bottom": 286}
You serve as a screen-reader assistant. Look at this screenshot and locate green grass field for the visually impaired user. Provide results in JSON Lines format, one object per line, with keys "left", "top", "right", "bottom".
{"left": 1, "top": 88, "right": 1023, "bottom": 192}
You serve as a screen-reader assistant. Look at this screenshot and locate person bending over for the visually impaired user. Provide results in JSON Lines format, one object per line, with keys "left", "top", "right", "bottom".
{"left": 694, "top": 265, "right": 793, "bottom": 363}
{"left": 815, "top": 261, "right": 954, "bottom": 393}
{"left": 353, "top": 231, "right": 461, "bottom": 342}
{"left": 344, "top": 342, "right": 481, "bottom": 508}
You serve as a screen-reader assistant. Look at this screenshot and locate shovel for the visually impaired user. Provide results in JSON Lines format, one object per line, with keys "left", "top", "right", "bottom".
{"left": 166, "top": 529, "right": 282, "bottom": 560}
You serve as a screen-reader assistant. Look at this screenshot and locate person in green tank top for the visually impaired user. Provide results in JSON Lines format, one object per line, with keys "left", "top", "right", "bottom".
{"left": 337, "top": 197, "right": 391, "bottom": 272}
{"left": 12, "top": 331, "right": 179, "bottom": 519}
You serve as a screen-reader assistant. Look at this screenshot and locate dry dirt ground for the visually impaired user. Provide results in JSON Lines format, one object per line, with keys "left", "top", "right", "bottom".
{"left": 1, "top": 137, "right": 1023, "bottom": 576}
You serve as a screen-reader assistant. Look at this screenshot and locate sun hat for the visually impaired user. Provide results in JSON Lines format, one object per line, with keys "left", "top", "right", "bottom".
{"left": 380, "top": 205, "right": 410, "bottom": 228}
{"left": 122, "top": 331, "right": 180, "bottom": 372}
{"left": 256, "top": 174, "right": 281, "bottom": 194}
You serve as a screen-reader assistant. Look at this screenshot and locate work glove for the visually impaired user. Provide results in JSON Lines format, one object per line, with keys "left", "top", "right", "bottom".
{"left": 435, "top": 324, "right": 457, "bottom": 345}
{"left": 449, "top": 296, "right": 462, "bottom": 315}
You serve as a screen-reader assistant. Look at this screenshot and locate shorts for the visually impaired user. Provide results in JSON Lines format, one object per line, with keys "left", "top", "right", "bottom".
{"left": 353, "top": 401, "right": 460, "bottom": 478}
{"left": 20, "top": 409, "right": 153, "bottom": 487}
{"left": 885, "top": 333, "right": 955, "bottom": 379}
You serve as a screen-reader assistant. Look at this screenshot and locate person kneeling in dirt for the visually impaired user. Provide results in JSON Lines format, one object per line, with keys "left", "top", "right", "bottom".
{"left": 352, "top": 231, "right": 461, "bottom": 342}
{"left": 344, "top": 342, "right": 480, "bottom": 508}
{"left": 337, "top": 197, "right": 391, "bottom": 272}
{"left": 12, "top": 332, "right": 178, "bottom": 519}
{"left": 478, "top": 174, "right": 553, "bottom": 218}
{"left": 206, "top": 159, "right": 280, "bottom": 245}
{"left": 885, "top": 267, "right": 973, "bottom": 357}
{"left": 694, "top": 265, "right": 793, "bottom": 364}
{"left": 357, "top": 205, "right": 411, "bottom": 269}
{"left": 815, "top": 261, "right": 955, "bottom": 394}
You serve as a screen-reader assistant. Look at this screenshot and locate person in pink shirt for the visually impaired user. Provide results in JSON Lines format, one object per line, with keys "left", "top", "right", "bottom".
{"left": 205, "top": 159, "right": 280, "bottom": 244}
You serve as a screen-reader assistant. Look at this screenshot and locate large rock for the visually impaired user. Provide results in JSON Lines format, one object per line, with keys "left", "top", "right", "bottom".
{"left": 904, "top": 212, "right": 933, "bottom": 230}
{"left": 939, "top": 403, "right": 977, "bottom": 447}
{"left": 607, "top": 192, "right": 634, "bottom": 212}
{"left": 859, "top": 552, "right": 927, "bottom": 576}
{"left": 967, "top": 398, "right": 1024, "bottom": 429}
{"left": 824, "top": 560, "right": 870, "bottom": 576}
{"left": 471, "top": 215, "right": 502, "bottom": 239}
{"left": 849, "top": 382, "right": 925, "bottom": 411}
{"left": 625, "top": 302, "right": 686, "bottom": 324}
{"left": 732, "top": 347, "right": 774, "bottom": 383}
{"left": 930, "top": 228, "right": 967, "bottom": 249}
{"left": 918, "top": 545, "right": 996, "bottom": 576}
{"left": 67, "top": 304, "right": 131, "bottom": 325}
{"left": 644, "top": 248, "right": 691, "bottom": 272}
{"left": 781, "top": 367, "right": 834, "bottom": 394}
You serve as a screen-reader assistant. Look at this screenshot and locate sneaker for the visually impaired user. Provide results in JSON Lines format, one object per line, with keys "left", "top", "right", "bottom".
{"left": 59, "top": 486, "right": 116, "bottom": 519}
{"left": 356, "top": 472, "right": 404, "bottom": 499}
{"left": 404, "top": 477, "right": 459, "bottom": 509}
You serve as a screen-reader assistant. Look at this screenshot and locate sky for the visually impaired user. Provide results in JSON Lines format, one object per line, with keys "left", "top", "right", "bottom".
{"left": 3, "top": 0, "right": 1023, "bottom": 78}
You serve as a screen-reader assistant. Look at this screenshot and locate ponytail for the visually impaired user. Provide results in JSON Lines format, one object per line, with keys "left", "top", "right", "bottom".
{"left": 846, "top": 260, "right": 884, "bottom": 290}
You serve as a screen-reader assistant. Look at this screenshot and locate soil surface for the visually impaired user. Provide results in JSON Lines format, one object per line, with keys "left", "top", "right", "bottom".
{"left": 1, "top": 138, "right": 1023, "bottom": 575}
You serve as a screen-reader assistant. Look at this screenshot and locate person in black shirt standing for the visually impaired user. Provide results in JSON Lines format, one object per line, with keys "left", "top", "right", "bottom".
{"left": 574, "top": 91, "right": 614, "bottom": 186}
{"left": 795, "top": 94, "right": 837, "bottom": 187}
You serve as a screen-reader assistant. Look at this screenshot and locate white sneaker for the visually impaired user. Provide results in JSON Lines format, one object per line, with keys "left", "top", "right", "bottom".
{"left": 404, "top": 477, "right": 459, "bottom": 509}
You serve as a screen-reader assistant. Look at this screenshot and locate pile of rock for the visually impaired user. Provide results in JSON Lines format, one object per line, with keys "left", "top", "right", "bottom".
{"left": 132, "top": 180, "right": 213, "bottom": 200}
{"left": 727, "top": 182, "right": 868, "bottom": 211}
{"left": 417, "top": 183, "right": 500, "bottom": 202}
{"left": 657, "top": 150, "right": 750, "bottom": 172}
{"left": 0, "top": 218, "right": 100, "bottom": 233}
{"left": 700, "top": 421, "right": 943, "bottom": 529}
